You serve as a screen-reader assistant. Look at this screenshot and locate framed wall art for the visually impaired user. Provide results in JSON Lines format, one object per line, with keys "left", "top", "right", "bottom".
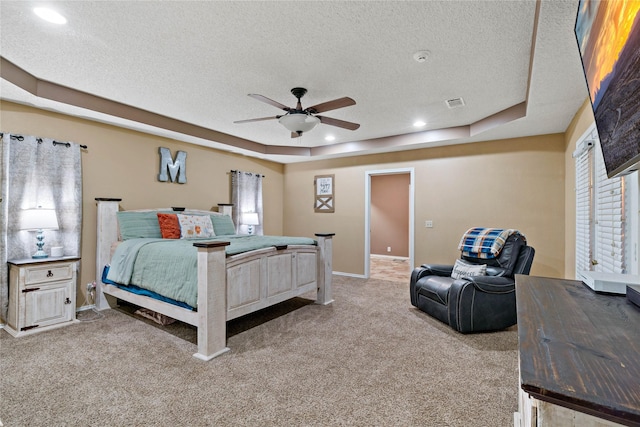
{"left": 314, "top": 174, "right": 335, "bottom": 213}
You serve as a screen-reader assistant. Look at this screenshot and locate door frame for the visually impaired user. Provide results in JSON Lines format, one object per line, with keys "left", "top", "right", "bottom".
{"left": 364, "top": 168, "right": 415, "bottom": 278}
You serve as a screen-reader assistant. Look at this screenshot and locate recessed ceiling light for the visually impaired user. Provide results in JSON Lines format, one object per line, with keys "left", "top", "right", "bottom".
{"left": 325, "top": 135, "right": 336, "bottom": 142}
{"left": 413, "top": 120, "right": 426, "bottom": 128}
{"left": 413, "top": 50, "right": 430, "bottom": 63}
{"left": 33, "top": 7, "right": 67, "bottom": 25}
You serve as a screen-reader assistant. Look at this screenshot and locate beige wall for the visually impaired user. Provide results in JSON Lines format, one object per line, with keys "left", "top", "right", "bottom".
{"left": 1, "top": 100, "right": 285, "bottom": 306}
{"left": 563, "top": 98, "right": 595, "bottom": 279}
{"left": 284, "top": 134, "right": 567, "bottom": 278}
{"left": 2, "top": 99, "right": 592, "bottom": 304}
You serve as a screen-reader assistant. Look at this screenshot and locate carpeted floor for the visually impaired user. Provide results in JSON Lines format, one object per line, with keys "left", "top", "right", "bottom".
{"left": 0, "top": 275, "right": 518, "bottom": 426}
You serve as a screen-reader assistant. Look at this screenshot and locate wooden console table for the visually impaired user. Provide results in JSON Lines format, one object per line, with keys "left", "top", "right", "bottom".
{"left": 514, "top": 275, "right": 640, "bottom": 427}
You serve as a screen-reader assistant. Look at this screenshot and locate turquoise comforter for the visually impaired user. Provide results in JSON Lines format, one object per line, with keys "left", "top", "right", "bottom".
{"left": 106, "top": 235, "right": 316, "bottom": 307}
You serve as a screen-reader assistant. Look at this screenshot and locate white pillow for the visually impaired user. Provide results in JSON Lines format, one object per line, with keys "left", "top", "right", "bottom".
{"left": 451, "top": 259, "right": 487, "bottom": 279}
{"left": 177, "top": 214, "right": 215, "bottom": 239}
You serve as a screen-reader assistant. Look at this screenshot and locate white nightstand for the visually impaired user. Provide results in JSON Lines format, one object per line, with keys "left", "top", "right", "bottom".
{"left": 5, "top": 256, "right": 80, "bottom": 337}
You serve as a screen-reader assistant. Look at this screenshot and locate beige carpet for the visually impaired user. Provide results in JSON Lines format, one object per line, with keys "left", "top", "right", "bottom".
{"left": 0, "top": 275, "right": 518, "bottom": 426}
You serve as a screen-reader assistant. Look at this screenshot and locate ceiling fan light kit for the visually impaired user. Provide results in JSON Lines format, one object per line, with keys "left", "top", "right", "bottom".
{"left": 235, "top": 87, "right": 360, "bottom": 138}
{"left": 279, "top": 113, "right": 320, "bottom": 135}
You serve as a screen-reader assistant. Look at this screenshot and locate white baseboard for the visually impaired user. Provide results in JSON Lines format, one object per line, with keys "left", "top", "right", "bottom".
{"left": 77, "top": 304, "right": 96, "bottom": 313}
{"left": 333, "top": 271, "right": 367, "bottom": 279}
{"left": 370, "top": 254, "right": 409, "bottom": 260}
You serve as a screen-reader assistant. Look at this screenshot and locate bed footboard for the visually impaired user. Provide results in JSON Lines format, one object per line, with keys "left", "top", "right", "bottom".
{"left": 315, "top": 233, "right": 335, "bottom": 306}
{"left": 193, "top": 241, "right": 230, "bottom": 360}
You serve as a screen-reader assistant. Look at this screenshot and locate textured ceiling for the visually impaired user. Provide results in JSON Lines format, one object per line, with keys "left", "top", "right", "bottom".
{"left": 0, "top": 0, "right": 588, "bottom": 163}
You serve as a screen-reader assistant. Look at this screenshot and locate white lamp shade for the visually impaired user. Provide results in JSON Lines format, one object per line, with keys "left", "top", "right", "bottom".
{"left": 278, "top": 113, "right": 320, "bottom": 133}
{"left": 20, "top": 208, "right": 59, "bottom": 230}
{"left": 242, "top": 212, "right": 260, "bottom": 226}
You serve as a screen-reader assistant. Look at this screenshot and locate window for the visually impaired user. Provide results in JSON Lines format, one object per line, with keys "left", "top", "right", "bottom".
{"left": 575, "top": 125, "right": 639, "bottom": 276}
{"left": 230, "top": 170, "right": 264, "bottom": 235}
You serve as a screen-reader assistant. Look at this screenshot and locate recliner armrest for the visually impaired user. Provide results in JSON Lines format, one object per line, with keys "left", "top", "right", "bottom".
{"left": 410, "top": 265, "right": 453, "bottom": 306}
{"left": 459, "top": 275, "right": 515, "bottom": 294}
{"left": 418, "top": 264, "right": 454, "bottom": 277}
{"left": 485, "top": 266, "right": 508, "bottom": 277}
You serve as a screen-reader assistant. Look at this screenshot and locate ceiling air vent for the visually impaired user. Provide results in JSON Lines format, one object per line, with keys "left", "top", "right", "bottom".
{"left": 446, "top": 97, "right": 465, "bottom": 109}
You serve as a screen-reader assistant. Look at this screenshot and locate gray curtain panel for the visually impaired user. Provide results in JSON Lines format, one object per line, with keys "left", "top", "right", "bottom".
{"left": 230, "top": 170, "right": 264, "bottom": 235}
{"left": 0, "top": 133, "right": 82, "bottom": 324}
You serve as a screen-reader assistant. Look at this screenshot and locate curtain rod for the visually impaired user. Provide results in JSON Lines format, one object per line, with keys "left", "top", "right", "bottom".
{"left": 230, "top": 169, "right": 265, "bottom": 178}
{"left": 43, "top": 138, "right": 88, "bottom": 149}
{"left": 52, "top": 140, "right": 88, "bottom": 149}
{"left": 2, "top": 133, "right": 88, "bottom": 149}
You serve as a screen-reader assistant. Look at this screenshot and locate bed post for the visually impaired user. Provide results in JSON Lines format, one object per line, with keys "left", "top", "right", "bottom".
{"left": 193, "top": 241, "right": 231, "bottom": 361}
{"left": 315, "top": 233, "right": 335, "bottom": 305}
{"left": 95, "top": 198, "right": 122, "bottom": 310}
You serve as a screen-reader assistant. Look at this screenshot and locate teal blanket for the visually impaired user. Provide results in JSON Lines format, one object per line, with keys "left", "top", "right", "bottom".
{"left": 106, "top": 235, "right": 316, "bottom": 307}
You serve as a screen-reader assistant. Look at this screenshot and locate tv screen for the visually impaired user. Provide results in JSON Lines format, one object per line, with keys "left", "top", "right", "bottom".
{"left": 574, "top": 0, "right": 640, "bottom": 178}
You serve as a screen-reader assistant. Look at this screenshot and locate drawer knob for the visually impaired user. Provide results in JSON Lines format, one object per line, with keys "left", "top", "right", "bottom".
{"left": 64, "top": 298, "right": 72, "bottom": 305}
{"left": 47, "top": 270, "right": 53, "bottom": 277}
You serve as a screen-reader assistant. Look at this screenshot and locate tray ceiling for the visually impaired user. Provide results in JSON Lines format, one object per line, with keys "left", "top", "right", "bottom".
{"left": 0, "top": 0, "right": 588, "bottom": 163}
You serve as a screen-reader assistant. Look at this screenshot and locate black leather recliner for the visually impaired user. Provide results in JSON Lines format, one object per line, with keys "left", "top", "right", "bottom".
{"left": 409, "top": 233, "right": 535, "bottom": 333}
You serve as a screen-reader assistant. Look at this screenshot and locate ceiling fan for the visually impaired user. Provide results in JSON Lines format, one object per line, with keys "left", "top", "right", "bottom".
{"left": 234, "top": 87, "right": 360, "bottom": 138}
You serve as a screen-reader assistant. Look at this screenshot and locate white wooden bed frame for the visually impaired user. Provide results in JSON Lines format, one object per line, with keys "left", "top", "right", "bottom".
{"left": 94, "top": 198, "right": 334, "bottom": 361}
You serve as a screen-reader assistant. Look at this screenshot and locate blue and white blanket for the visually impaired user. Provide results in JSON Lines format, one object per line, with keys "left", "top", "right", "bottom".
{"left": 458, "top": 227, "right": 524, "bottom": 259}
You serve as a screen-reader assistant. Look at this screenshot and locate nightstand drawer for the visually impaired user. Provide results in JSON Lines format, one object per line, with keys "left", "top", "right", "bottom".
{"left": 24, "top": 263, "right": 74, "bottom": 285}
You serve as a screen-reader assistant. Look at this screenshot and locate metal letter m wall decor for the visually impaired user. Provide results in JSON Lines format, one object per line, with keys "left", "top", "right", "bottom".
{"left": 158, "top": 147, "right": 187, "bottom": 184}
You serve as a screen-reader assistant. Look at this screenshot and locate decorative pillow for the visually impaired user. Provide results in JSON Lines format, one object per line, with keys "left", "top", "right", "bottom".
{"left": 210, "top": 214, "right": 236, "bottom": 235}
{"left": 116, "top": 211, "right": 162, "bottom": 240}
{"left": 451, "top": 259, "right": 487, "bottom": 280}
{"left": 157, "top": 213, "right": 181, "bottom": 239}
{"left": 177, "top": 214, "right": 215, "bottom": 239}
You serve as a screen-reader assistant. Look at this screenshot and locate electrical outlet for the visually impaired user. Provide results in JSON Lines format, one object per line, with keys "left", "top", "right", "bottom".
{"left": 387, "top": 246, "right": 391, "bottom": 252}
{"left": 425, "top": 220, "right": 433, "bottom": 228}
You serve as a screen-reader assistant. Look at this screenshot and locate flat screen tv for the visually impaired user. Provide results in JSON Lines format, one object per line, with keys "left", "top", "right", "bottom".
{"left": 574, "top": 0, "right": 640, "bottom": 178}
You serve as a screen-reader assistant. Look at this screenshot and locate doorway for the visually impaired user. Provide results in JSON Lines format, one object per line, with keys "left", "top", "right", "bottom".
{"left": 365, "top": 168, "right": 414, "bottom": 280}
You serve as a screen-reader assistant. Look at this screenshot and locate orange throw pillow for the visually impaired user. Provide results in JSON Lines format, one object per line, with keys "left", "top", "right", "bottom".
{"left": 157, "top": 213, "right": 181, "bottom": 239}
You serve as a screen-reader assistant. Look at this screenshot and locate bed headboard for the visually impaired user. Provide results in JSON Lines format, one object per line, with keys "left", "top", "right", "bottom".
{"left": 119, "top": 208, "right": 228, "bottom": 239}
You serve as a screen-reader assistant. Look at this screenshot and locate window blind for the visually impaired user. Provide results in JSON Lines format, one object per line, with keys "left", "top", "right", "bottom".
{"left": 575, "top": 129, "right": 627, "bottom": 275}
{"left": 575, "top": 142, "right": 592, "bottom": 274}
{"left": 593, "top": 142, "right": 626, "bottom": 274}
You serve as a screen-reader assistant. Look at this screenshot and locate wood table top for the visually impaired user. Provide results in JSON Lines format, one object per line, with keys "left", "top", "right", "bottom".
{"left": 515, "top": 275, "right": 640, "bottom": 427}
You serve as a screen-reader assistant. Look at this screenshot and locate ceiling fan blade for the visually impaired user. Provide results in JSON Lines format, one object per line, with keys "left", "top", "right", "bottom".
{"left": 248, "top": 94, "right": 291, "bottom": 111}
{"left": 317, "top": 115, "right": 360, "bottom": 131}
{"left": 306, "top": 97, "right": 356, "bottom": 114}
{"left": 234, "top": 116, "right": 281, "bottom": 124}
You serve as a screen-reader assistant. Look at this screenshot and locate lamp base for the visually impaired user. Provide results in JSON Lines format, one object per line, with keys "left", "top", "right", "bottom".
{"left": 32, "top": 250, "right": 49, "bottom": 259}
{"left": 32, "top": 229, "right": 48, "bottom": 258}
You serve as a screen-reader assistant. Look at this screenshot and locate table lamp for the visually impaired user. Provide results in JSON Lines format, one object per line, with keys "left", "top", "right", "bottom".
{"left": 20, "top": 207, "right": 59, "bottom": 258}
{"left": 242, "top": 212, "right": 259, "bottom": 235}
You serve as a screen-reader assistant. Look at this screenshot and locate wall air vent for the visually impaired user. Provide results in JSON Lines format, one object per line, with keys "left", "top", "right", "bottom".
{"left": 445, "top": 97, "right": 465, "bottom": 109}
